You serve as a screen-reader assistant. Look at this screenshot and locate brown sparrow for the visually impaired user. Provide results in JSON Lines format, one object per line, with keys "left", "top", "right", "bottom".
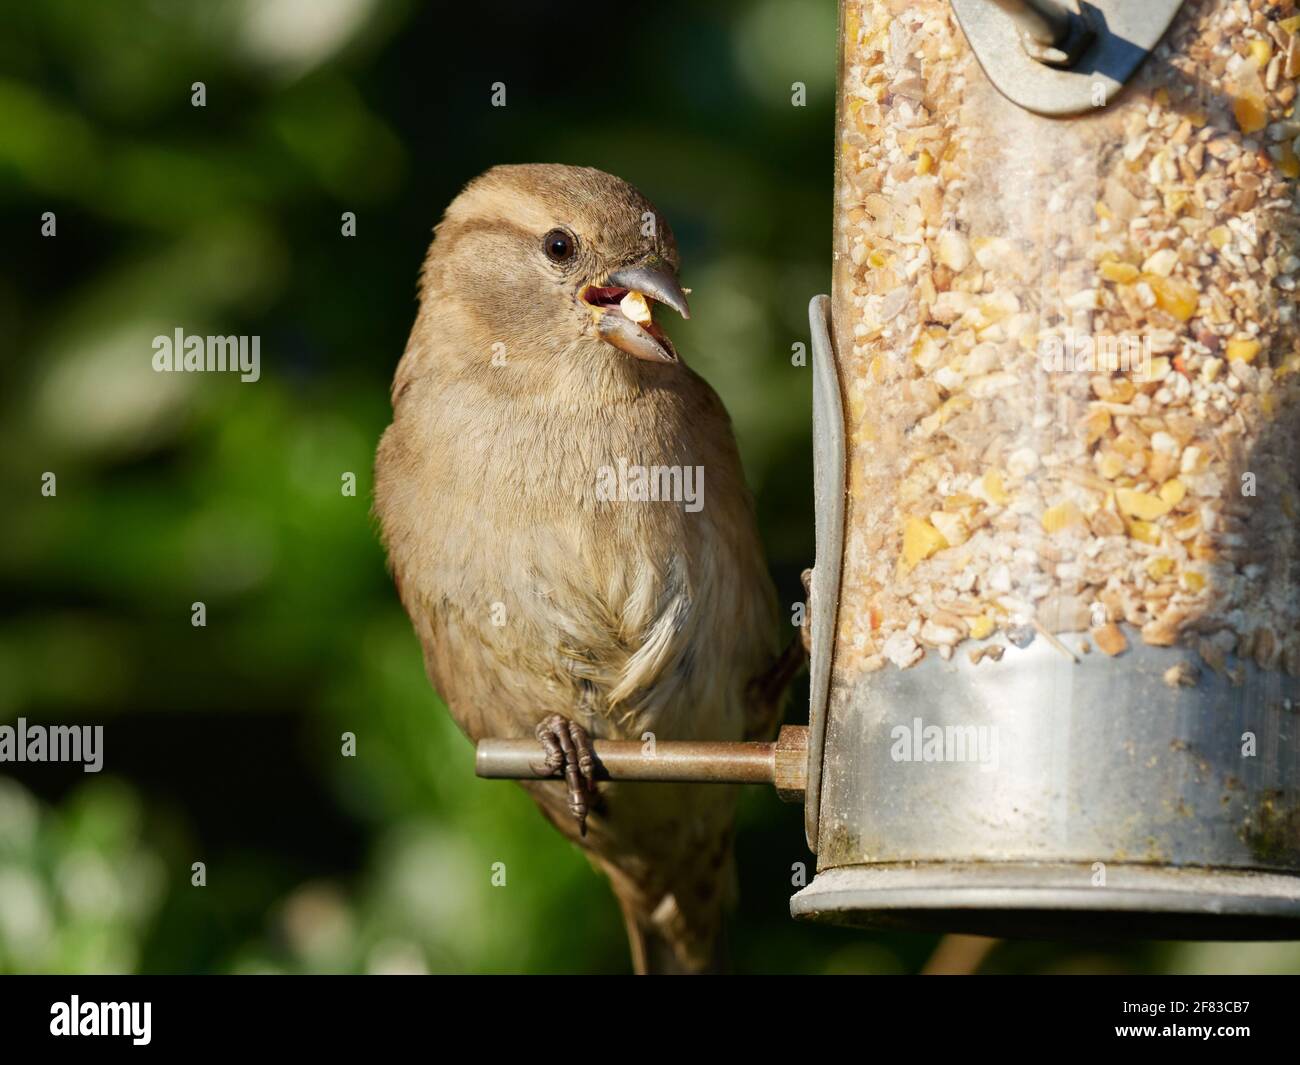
{"left": 375, "top": 164, "right": 798, "bottom": 972}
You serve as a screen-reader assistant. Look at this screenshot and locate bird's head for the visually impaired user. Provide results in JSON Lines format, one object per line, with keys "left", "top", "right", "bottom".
{"left": 422, "top": 164, "right": 690, "bottom": 368}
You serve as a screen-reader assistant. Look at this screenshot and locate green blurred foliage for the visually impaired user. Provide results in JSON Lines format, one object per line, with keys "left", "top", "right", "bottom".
{"left": 0, "top": 0, "right": 1293, "bottom": 974}
{"left": 0, "top": 777, "right": 163, "bottom": 972}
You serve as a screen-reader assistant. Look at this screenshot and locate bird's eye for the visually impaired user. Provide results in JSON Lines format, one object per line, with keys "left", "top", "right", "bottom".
{"left": 543, "top": 228, "right": 576, "bottom": 263}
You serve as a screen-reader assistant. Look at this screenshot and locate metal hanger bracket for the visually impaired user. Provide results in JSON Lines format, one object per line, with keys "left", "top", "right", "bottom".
{"left": 949, "top": 0, "right": 1186, "bottom": 116}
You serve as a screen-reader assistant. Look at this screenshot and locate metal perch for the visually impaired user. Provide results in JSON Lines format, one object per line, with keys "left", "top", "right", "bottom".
{"left": 476, "top": 725, "right": 809, "bottom": 803}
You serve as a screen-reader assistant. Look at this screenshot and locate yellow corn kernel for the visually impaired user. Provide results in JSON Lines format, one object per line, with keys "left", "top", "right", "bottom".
{"left": 983, "top": 468, "right": 1011, "bottom": 505}
{"left": 1145, "top": 275, "right": 1199, "bottom": 321}
{"left": 1099, "top": 260, "right": 1139, "bottom": 283}
{"left": 1109, "top": 378, "right": 1137, "bottom": 403}
{"left": 912, "top": 333, "right": 942, "bottom": 369}
{"left": 916, "top": 150, "right": 933, "bottom": 175}
{"left": 1226, "top": 337, "right": 1261, "bottom": 362}
{"left": 1208, "top": 225, "right": 1232, "bottom": 249}
{"left": 1092, "top": 622, "right": 1128, "bottom": 656}
{"left": 901, "top": 516, "right": 947, "bottom": 571}
{"left": 1154, "top": 87, "right": 1171, "bottom": 107}
{"left": 929, "top": 509, "right": 969, "bottom": 548}
{"left": 849, "top": 461, "right": 867, "bottom": 500}
{"left": 1260, "top": 392, "right": 1278, "bottom": 418}
{"left": 1127, "top": 519, "right": 1162, "bottom": 545}
{"left": 978, "top": 292, "right": 1019, "bottom": 324}
{"left": 1148, "top": 449, "right": 1179, "bottom": 484}
{"left": 1098, "top": 452, "right": 1126, "bottom": 480}
{"left": 1172, "top": 511, "right": 1202, "bottom": 540}
{"left": 1248, "top": 40, "right": 1273, "bottom": 67}
{"left": 1083, "top": 407, "right": 1112, "bottom": 446}
{"left": 936, "top": 394, "right": 971, "bottom": 424}
{"left": 1042, "top": 501, "right": 1083, "bottom": 533}
{"left": 1158, "top": 479, "right": 1187, "bottom": 506}
{"left": 943, "top": 492, "right": 980, "bottom": 511}
{"left": 1113, "top": 435, "right": 1141, "bottom": 459}
{"left": 969, "top": 615, "right": 995, "bottom": 640}
{"left": 1147, "top": 556, "right": 1175, "bottom": 580}
{"left": 1278, "top": 143, "right": 1300, "bottom": 180}
{"left": 1180, "top": 571, "right": 1206, "bottom": 593}
{"left": 1143, "top": 356, "right": 1172, "bottom": 383}
{"left": 1095, "top": 201, "right": 1114, "bottom": 221}
{"left": 1117, "top": 488, "right": 1173, "bottom": 521}
{"left": 1283, "top": 15, "right": 1300, "bottom": 32}
{"left": 1233, "top": 93, "right": 1268, "bottom": 135}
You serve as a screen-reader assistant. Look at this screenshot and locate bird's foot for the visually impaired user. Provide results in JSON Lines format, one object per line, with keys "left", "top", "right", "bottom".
{"left": 535, "top": 714, "right": 597, "bottom": 836}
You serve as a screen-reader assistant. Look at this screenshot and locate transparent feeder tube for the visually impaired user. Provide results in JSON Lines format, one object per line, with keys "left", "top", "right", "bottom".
{"left": 817, "top": 0, "right": 1300, "bottom": 877}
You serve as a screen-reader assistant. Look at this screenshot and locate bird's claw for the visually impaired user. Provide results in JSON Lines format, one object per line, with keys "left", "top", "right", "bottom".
{"left": 535, "top": 714, "right": 597, "bottom": 836}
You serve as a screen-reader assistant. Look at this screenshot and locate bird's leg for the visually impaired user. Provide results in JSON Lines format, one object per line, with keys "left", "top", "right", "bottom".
{"left": 535, "top": 714, "right": 597, "bottom": 836}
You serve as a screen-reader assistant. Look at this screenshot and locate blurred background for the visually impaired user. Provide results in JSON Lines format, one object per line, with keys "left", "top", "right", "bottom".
{"left": 1, "top": 0, "right": 1295, "bottom": 974}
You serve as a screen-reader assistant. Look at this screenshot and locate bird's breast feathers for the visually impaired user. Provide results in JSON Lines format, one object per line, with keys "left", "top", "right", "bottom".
{"left": 377, "top": 363, "right": 776, "bottom": 744}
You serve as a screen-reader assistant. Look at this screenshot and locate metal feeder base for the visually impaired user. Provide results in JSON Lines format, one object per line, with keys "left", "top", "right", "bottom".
{"left": 791, "top": 862, "right": 1300, "bottom": 940}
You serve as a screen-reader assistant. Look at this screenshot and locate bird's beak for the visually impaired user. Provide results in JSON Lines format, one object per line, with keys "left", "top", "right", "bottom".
{"left": 607, "top": 259, "right": 691, "bottom": 320}
{"left": 582, "top": 256, "right": 690, "bottom": 365}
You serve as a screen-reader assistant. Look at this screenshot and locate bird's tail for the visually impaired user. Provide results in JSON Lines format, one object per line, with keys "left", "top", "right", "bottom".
{"left": 615, "top": 891, "right": 728, "bottom": 975}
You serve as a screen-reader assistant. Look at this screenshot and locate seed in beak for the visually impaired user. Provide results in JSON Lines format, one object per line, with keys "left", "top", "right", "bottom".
{"left": 619, "top": 290, "right": 653, "bottom": 324}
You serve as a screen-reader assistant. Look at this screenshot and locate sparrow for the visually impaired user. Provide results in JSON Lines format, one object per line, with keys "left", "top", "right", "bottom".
{"left": 374, "top": 164, "right": 800, "bottom": 973}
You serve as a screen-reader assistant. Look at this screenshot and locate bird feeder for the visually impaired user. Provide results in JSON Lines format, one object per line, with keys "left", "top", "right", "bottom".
{"left": 477, "top": 0, "right": 1300, "bottom": 940}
